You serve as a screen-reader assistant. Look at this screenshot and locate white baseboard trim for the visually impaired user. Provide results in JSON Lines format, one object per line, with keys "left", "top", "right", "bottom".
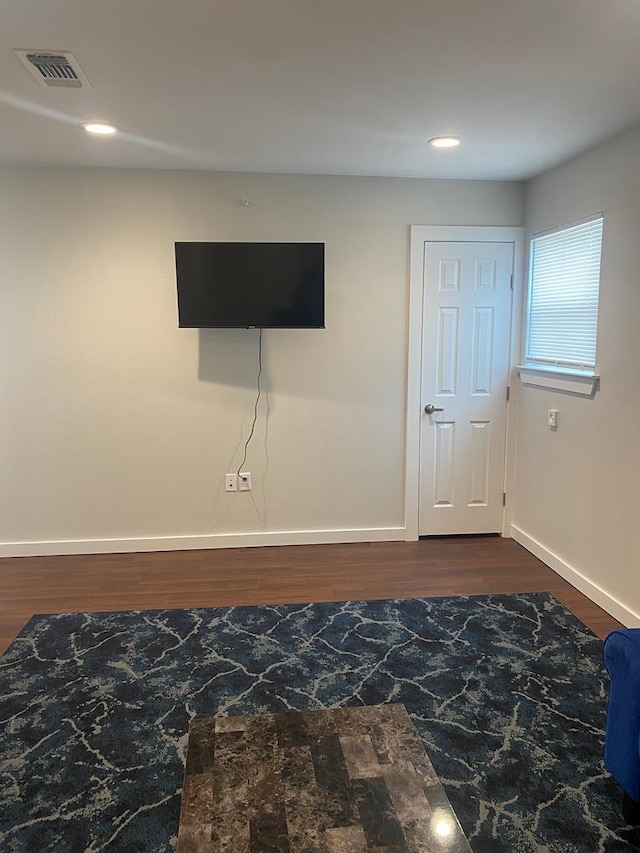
{"left": 0, "top": 526, "right": 406, "bottom": 559}
{"left": 511, "top": 524, "right": 640, "bottom": 628}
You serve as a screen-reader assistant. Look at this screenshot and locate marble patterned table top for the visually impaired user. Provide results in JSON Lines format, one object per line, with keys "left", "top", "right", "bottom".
{"left": 178, "top": 703, "right": 471, "bottom": 852}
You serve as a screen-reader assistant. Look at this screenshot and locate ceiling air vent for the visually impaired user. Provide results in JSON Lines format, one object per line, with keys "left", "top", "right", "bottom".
{"left": 14, "top": 50, "right": 91, "bottom": 89}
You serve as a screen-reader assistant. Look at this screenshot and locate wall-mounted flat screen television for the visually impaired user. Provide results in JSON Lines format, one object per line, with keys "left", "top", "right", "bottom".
{"left": 175, "top": 241, "right": 325, "bottom": 329}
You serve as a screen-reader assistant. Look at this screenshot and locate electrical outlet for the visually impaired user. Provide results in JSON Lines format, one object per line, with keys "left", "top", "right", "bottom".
{"left": 239, "top": 472, "right": 252, "bottom": 491}
{"left": 548, "top": 409, "right": 559, "bottom": 429}
{"left": 225, "top": 474, "right": 238, "bottom": 492}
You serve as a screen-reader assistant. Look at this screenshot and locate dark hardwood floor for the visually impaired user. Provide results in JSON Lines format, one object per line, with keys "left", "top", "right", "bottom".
{"left": 0, "top": 536, "right": 622, "bottom": 655}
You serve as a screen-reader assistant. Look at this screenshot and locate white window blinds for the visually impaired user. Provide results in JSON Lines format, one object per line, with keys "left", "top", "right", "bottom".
{"left": 526, "top": 216, "right": 603, "bottom": 370}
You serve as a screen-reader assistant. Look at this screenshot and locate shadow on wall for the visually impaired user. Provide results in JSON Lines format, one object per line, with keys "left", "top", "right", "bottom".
{"left": 197, "top": 328, "right": 261, "bottom": 388}
{"left": 197, "top": 326, "right": 333, "bottom": 401}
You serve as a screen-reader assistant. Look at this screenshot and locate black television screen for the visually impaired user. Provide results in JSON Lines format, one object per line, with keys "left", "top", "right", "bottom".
{"left": 175, "top": 242, "right": 324, "bottom": 329}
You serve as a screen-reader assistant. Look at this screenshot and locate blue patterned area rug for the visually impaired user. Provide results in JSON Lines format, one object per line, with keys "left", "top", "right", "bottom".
{"left": 1, "top": 592, "right": 638, "bottom": 852}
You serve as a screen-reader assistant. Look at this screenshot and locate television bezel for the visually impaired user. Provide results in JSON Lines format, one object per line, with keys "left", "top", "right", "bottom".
{"left": 175, "top": 240, "right": 325, "bottom": 330}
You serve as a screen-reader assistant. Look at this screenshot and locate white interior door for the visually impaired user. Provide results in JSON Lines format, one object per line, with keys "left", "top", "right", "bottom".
{"left": 419, "top": 241, "right": 513, "bottom": 535}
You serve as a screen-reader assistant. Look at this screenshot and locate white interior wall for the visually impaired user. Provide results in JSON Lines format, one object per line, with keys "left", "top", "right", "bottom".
{"left": 0, "top": 166, "right": 523, "bottom": 555}
{"left": 513, "top": 124, "right": 640, "bottom": 626}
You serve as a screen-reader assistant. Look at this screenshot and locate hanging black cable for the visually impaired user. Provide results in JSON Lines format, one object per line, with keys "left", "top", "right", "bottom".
{"left": 237, "top": 328, "right": 263, "bottom": 478}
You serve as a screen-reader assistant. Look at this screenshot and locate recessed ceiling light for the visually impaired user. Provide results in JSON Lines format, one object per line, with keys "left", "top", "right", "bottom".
{"left": 428, "top": 136, "right": 462, "bottom": 149}
{"left": 83, "top": 122, "right": 117, "bottom": 135}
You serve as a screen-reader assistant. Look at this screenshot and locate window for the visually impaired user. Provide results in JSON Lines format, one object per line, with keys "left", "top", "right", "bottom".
{"left": 525, "top": 215, "right": 603, "bottom": 372}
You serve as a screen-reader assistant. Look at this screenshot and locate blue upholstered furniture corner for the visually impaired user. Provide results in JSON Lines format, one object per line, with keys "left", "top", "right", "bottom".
{"left": 603, "top": 628, "right": 640, "bottom": 805}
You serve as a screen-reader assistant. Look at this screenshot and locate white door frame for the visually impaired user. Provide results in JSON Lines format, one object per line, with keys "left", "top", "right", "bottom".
{"left": 404, "top": 225, "right": 525, "bottom": 541}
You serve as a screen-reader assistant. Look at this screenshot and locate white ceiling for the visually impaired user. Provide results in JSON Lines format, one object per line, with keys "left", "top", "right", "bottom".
{"left": 2, "top": 0, "right": 640, "bottom": 181}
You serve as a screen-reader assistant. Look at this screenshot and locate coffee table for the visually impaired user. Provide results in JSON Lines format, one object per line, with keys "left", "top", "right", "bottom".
{"left": 178, "top": 703, "right": 472, "bottom": 852}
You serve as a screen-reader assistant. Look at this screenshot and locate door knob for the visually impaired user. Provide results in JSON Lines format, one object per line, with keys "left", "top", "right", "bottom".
{"left": 424, "top": 403, "right": 444, "bottom": 415}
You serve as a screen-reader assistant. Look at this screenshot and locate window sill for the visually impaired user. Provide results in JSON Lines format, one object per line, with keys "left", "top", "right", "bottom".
{"left": 516, "top": 365, "right": 599, "bottom": 396}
